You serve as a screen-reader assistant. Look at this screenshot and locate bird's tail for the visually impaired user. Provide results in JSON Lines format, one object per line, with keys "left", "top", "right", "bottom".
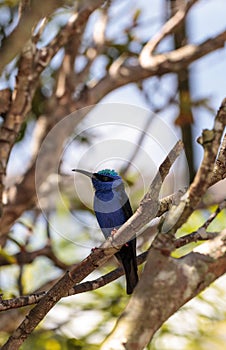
{"left": 123, "top": 256, "right": 139, "bottom": 295}
{"left": 116, "top": 239, "right": 138, "bottom": 295}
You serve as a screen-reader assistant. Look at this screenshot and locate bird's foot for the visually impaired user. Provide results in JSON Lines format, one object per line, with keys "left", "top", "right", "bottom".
{"left": 91, "top": 247, "right": 98, "bottom": 253}
{"left": 111, "top": 228, "right": 118, "bottom": 236}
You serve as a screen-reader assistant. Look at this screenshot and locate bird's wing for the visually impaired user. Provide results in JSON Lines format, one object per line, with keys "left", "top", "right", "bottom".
{"left": 115, "top": 183, "right": 133, "bottom": 220}
{"left": 121, "top": 198, "right": 133, "bottom": 220}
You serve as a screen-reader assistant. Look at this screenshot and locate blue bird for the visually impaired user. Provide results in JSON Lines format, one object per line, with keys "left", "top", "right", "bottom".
{"left": 73, "top": 168, "right": 138, "bottom": 294}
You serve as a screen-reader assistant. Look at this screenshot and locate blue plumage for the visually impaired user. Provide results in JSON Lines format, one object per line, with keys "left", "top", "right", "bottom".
{"left": 73, "top": 168, "right": 138, "bottom": 294}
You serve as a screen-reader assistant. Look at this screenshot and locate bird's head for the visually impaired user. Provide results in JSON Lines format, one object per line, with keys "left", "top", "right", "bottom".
{"left": 72, "top": 168, "right": 122, "bottom": 191}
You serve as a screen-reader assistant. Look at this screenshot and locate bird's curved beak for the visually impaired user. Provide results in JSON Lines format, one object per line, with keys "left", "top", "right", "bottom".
{"left": 72, "top": 169, "right": 94, "bottom": 178}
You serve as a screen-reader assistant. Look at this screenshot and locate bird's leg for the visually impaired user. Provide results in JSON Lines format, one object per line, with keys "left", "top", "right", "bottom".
{"left": 111, "top": 228, "right": 118, "bottom": 235}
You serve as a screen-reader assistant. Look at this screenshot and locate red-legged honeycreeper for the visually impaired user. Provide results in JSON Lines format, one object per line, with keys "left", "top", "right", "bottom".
{"left": 72, "top": 168, "right": 138, "bottom": 294}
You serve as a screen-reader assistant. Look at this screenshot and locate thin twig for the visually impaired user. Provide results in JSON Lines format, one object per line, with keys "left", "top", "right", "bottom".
{"left": 139, "top": 0, "right": 198, "bottom": 65}
{"left": 0, "top": 251, "right": 148, "bottom": 312}
{"left": 0, "top": 245, "right": 69, "bottom": 269}
{"left": 174, "top": 199, "right": 226, "bottom": 249}
{"left": 175, "top": 231, "right": 219, "bottom": 249}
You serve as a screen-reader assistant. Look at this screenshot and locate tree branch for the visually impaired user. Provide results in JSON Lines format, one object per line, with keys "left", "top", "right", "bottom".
{"left": 174, "top": 199, "right": 226, "bottom": 248}
{"left": 0, "top": 251, "right": 148, "bottom": 312}
{"left": 175, "top": 231, "right": 219, "bottom": 249}
{"left": 82, "top": 30, "right": 226, "bottom": 106}
{"left": 0, "top": 0, "right": 63, "bottom": 75}
{"left": 139, "top": 29, "right": 226, "bottom": 71}
{"left": 211, "top": 133, "right": 226, "bottom": 185}
{"left": 140, "top": 0, "right": 198, "bottom": 59}
{"left": 101, "top": 229, "right": 226, "bottom": 350}
{"left": 1, "top": 141, "right": 182, "bottom": 349}
{"left": 0, "top": 0, "right": 107, "bottom": 224}
{"left": 160, "top": 98, "right": 226, "bottom": 236}
{"left": 0, "top": 244, "right": 69, "bottom": 269}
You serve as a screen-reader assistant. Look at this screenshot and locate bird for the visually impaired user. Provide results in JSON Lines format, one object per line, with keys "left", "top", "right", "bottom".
{"left": 72, "top": 168, "right": 138, "bottom": 294}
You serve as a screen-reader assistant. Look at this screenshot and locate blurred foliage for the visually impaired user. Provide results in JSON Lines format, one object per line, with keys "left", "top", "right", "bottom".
{"left": 20, "top": 330, "right": 100, "bottom": 350}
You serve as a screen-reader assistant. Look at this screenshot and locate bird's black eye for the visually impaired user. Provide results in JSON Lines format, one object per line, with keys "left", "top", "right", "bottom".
{"left": 94, "top": 173, "right": 114, "bottom": 182}
{"left": 102, "top": 176, "right": 112, "bottom": 182}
